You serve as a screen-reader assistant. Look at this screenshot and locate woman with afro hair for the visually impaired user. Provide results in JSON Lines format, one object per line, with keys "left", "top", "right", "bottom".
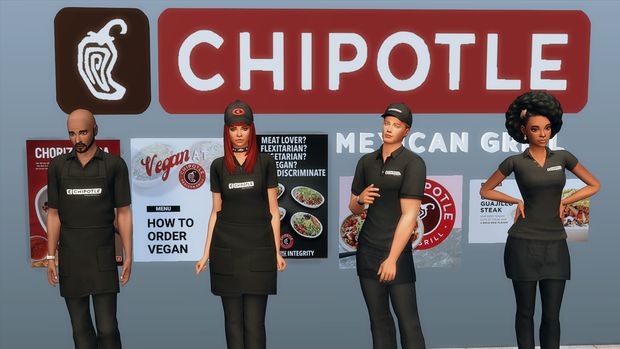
{"left": 480, "top": 91, "right": 600, "bottom": 349}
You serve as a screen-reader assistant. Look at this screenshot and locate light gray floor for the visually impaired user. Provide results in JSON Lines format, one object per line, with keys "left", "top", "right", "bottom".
{"left": 451, "top": 345, "right": 620, "bottom": 349}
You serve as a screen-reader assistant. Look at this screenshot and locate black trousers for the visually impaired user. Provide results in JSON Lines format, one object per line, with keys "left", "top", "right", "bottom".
{"left": 220, "top": 294, "right": 269, "bottom": 349}
{"left": 64, "top": 293, "right": 121, "bottom": 349}
{"left": 359, "top": 278, "right": 426, "bottom": 349}
{"left": 512, "top": 279, "right": 566, "bottom": 349}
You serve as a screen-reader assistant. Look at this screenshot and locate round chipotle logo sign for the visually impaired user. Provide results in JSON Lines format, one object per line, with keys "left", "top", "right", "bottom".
{"left": 178, "top": 163, "right": 206, "bottom": 190}
{"left": 280, "top": 233, "right": 294, "bottom": 250}
{"left": 417, "top": 179, "right": 456, "bottom": 250}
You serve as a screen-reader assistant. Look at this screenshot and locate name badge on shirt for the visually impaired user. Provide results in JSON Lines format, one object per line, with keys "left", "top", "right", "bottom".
{"left": 384, "top": 170, "right": 402, "bottom": 176}
{"left": 228, "top": 181, "right": 255, "bottom": 189}
{"left": 546, "top": 165, "right": 562, "bottom": 172}
{"left": 66, "top": 188, "right": 103, "bottom": 196}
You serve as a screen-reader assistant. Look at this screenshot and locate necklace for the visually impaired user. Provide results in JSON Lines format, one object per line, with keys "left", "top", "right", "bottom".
{"left": 232, "top": 146, "right": 248, "bottom": 153}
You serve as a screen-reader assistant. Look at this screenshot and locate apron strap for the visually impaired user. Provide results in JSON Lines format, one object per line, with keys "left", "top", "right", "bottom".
{"left": 97, "top": 151, "right": 107, "bottom": 178}
{"left": 257, "top": 154, "right": 268, "bottom": 201}
{"left": 60, "top": 154, "right": 72, "bottom": 178}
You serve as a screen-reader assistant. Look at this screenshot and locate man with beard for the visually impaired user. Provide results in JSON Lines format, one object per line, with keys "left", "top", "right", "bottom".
{"left": 45, "top": 109, "right": 132, "bottom": 349}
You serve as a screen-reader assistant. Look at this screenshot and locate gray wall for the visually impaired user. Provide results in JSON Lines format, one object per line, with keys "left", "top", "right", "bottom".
{"left": 1, "top": 1, "right": 619, "bottom": 348}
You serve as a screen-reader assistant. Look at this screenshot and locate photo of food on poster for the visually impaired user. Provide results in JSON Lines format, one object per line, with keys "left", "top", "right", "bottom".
{"left": 338, "top": 175, "right": 462, "bottom": 269}
{"left": 26, "top": 140, "right": 123, "bottom": 267}
{"left": 468, "top": 179, "right": 590, "bottom": 243}
{"left": 258, "top": 134, "right": 328, "bottom": 258}
{"left": 130, "top": 138, "right": 223, "bottom": 262}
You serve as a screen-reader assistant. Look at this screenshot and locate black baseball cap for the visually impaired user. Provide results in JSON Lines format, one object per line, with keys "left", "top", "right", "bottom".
{"left": 381, "top": 102, "right": 412, "bottom": 127}
{"left": 224, "top": 100, "right": 254, "bottom": 126}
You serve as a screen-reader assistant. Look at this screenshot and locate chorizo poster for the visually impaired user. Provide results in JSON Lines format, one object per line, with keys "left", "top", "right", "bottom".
{"left": 130, "top": 138, "right": 223, "bottom": 262}
{"left": 26, "top": 140, "right": 122, "bottom": 267}
{"left": 338, "top": 175, "right": 463, "bottom": 269}
{"left": 468, "top": 178, "right": 590, "bottom": 243}
{"left": 258, "top": 134, "right": 328, "bottom": 259}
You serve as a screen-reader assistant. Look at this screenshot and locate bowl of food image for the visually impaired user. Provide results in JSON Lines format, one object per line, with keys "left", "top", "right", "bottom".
{"left": 278, "top": 207, "right": 286, "bottom": 221}
{"left": 290, "top": 212, "right": 323, "bottom": 238}
{"left": 35, "top": 185, "right": 48, "bottom": 232}
{"left": 340, "top": 211, "right": 424, "bottom": 251}
{"left": 277, "top": 183, "right": 285, "bottom": 199}
{"left": 411, "top": 217, "right": 424, "bottom": 250}
{"left": 30, "top": 235, "right": 48, "bottom": 262}
{"left": 339, "top": 209, "right": 368, "bottom": 251}
{"left": 291, "top": 186, "right": 325, "bottom": 208}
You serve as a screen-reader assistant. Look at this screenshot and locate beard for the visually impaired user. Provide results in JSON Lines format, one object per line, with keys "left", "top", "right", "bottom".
{"left": 74, "top": 136, "right": 95, "bottom": 153}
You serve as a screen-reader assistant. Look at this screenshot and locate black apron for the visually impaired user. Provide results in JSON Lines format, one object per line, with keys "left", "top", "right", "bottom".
{"left": 504, "top": 236, "right": 571, "bottom": 281}
{"left": 356, "top": 244, "right": 416, "bottom": 284}
{"left": 209, "top": 156, "right": 277, "bottom": 296}
{"left": 58, "top": 159, "right": 119, "bottom": 298}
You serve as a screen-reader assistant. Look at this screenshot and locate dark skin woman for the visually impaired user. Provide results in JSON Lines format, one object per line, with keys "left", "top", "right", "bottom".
{"left": 480, "top": 91, "right": 600, "bottom": 349}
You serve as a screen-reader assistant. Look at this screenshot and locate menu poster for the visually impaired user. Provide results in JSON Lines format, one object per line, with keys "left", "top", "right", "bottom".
{"left": 130, "top": 138, "right": 223, "bottom": 262}
{"left": 26, "top": 140, "right": 122, "bottom": 267}
{"left": 468, "top": 179, "right": 590, "bottom": 243}
{"left": 338, "top": 175, "right": 463, "bottom": 269}
{"left": 258, "top": 134, "right": 328, "bottom": 258}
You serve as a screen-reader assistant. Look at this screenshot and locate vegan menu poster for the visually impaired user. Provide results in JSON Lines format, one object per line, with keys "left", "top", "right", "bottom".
{"left": 130, "top": 138, "right": 222, "bottom": 262}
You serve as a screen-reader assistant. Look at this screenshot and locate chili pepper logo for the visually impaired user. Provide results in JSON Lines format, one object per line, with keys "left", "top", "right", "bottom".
{"left": 77, "top": 19, "right": 127, "bottom": 100}
{"left": 55, "top": 8, "right": 151, "bottom": 114}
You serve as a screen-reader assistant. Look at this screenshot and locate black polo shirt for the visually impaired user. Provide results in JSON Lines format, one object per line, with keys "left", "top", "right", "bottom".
{"left": 47, "top": 147, "right": 132, "bottom": 212}
{"left": 210, "top": 153, "right": 278, "bottom": 223}
{"left": 351, "top": 146, "right": 426, "bottom": 251}
{"left": 498, "top": 148, "right": 578, "bottom": 241}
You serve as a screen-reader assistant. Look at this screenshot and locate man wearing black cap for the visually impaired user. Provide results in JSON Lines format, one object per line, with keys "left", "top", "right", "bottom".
{"left": 349, "top": 103, "right": 427, "bottom": 349}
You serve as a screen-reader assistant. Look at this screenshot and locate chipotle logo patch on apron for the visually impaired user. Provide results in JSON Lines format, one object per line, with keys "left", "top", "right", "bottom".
{"left": 65, "top": 188, "right": 103, "bottom": 195}
{"left": 228, "top": 180, "right": 255, "bottom": 190}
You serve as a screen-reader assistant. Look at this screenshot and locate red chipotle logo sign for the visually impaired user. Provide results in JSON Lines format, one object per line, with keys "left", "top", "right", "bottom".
{"left": 158, "top": 9, "right": 590, "bottom": 114}
{"left": 417, "top": 179, "right": 456, "bottom": 250}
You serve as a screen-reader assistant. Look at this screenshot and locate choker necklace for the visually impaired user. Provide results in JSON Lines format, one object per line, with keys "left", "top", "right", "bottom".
{"left": 232, "top": 147, "right": 249, "bottom": 153}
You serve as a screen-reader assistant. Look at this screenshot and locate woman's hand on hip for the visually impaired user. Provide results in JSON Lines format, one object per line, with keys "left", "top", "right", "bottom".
{"left": 515, "top": 200, "right": 525, "bottom": 223}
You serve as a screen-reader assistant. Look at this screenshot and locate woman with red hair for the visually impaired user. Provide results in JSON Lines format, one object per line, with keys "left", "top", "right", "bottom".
{"left": 196, "top": 100, "right": 286, "bottom": 349}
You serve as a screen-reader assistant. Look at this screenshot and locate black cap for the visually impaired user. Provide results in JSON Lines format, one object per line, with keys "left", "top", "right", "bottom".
{"left": 224, "top": 100, "right": 254, "bottom": 126}
{"left": 381, "top": 102, "right": 412, "bottom": 127}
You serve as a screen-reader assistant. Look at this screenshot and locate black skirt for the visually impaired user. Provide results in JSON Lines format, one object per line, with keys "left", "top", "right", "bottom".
{"left": 504, "top": 236, "right": 571, "bottom": 281}
{"left": 356, "top": 244, "right": 416, "bottom": 284}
